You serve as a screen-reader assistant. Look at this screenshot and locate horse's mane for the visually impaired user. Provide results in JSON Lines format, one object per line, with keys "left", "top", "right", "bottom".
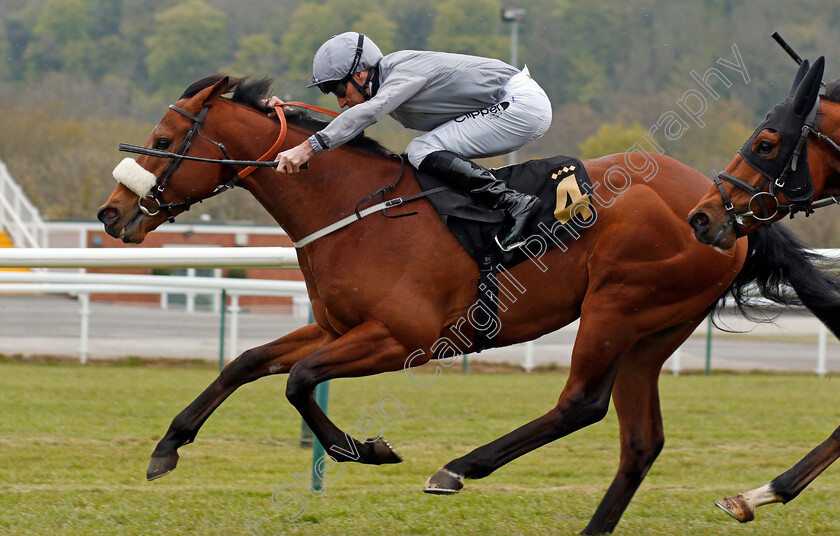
{"left": 823, "top": 79, "right": 840, "bottom": 103}
{"left": 180, "top": 74, "right": 393, "bottom": 157}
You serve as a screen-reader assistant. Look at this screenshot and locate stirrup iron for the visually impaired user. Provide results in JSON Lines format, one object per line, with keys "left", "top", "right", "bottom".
{"left": 495, "top": 234, "right": 527, "bottom": 252}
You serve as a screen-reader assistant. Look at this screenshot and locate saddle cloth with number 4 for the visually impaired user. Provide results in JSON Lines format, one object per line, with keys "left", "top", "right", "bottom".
{"left": 413, "top": 154, "right": 595, "bottom": 270}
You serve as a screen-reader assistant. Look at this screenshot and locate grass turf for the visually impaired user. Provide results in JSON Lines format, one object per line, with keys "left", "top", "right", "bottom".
{"left": 2, "top": 360, "right": 839, "bottom": 535}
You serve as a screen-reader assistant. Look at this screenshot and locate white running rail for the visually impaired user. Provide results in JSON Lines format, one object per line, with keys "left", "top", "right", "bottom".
{"left": 0, "top": 246, "right": 837, "bottom": 372}
{"left": 0, "top": 250, "right": 306, "bottom": 365}
{"left": 0, "top": 246, "right": 299, "bottom": 268}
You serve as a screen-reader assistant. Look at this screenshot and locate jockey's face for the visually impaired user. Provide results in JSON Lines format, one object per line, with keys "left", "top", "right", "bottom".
{"left": 337, "top": 70, "right": 370, "bottom": 109}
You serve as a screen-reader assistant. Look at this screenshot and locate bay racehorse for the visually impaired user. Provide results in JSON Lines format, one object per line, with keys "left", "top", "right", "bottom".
{"left": 690, "top": 57, "right": 840, "bottom": 523}
{"left": 98, "top": 74, "right": 840, "bottom": 534}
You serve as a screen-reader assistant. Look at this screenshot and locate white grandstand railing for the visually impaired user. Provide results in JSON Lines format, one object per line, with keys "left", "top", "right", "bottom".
{"left": 0, "top": 159, "right": 47, "bottom": 248}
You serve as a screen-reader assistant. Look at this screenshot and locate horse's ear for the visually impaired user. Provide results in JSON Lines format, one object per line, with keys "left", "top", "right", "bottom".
{"left": 203, "top": 76, "right": 230, "bottom": 106}
{"left": 789, "top": 59, "right": 810, "bottom": 97}
{"left": 792, "top": 56, "right": 824, "bottom": 117}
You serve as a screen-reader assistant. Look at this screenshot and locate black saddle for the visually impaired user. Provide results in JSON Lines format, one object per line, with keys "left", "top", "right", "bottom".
{"left": 414, "top": 154, "right": 596, "bottom": 270}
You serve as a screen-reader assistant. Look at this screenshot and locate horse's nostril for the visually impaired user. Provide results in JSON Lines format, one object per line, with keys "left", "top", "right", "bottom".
{"left": 689, "top": 211, "right": 710, "bottom": 231}
{"left": 98, "top": 206, "right": 120, "bottom": 225}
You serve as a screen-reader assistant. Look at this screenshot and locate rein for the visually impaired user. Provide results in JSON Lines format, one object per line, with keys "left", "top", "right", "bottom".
{"left": 119, "top": 101, "right": 337, "bottom": 222}
{"left": 118, "top": 99, "right": 447, "bottom": 245}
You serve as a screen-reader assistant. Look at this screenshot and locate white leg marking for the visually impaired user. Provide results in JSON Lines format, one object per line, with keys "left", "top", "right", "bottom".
{"left": 741, "top": 483, "right": 781, "bottom": 508}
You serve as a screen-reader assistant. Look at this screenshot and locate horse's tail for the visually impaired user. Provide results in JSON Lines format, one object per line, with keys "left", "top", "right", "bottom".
{"left": 721, "top": 224, "right": 840, "bottom": 337}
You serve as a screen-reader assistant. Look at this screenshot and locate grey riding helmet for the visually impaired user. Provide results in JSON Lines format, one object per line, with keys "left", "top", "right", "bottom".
{"left": 307, "top": 32, "right": 383, "bottom": 95}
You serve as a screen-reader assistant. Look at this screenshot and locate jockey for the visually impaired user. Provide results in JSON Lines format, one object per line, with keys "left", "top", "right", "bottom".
{"left": 271, "top": 32, "right": 552, "bottom": 250}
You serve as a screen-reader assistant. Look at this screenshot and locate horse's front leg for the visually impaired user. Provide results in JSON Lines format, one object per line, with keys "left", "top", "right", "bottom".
{"left": 716, "top": 424, "right": 840, "bottom": 523}
{"left": 147, "top": 323, "right": 335, "bottom": 480}
{"left": 284, "top": 319, "right": 417, "bottom": 466}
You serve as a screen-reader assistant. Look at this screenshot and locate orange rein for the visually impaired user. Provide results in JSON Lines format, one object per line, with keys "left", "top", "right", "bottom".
{"left": 237, "top": 101, "right": 340, "bottom": 180}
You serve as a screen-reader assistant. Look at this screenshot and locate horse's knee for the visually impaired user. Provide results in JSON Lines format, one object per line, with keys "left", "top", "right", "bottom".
{"left": 550, "top": 401, "right": 607, "bottom": 432}
{"left": 557, "top": 388, "right": 611, "bottom": 429}
{"left": 285, "top": 363, "right": 315, "bottom": 405}
{"left": 581, "top": 402, "right": 610, "bottom": 427}
{"left": 215, "top": 351, "right": 258, "bottom": 386}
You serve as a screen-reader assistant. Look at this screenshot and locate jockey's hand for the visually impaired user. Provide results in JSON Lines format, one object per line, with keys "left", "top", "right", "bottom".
{"left": 261, "top": 96, "right": 285, "bottom": 115}
{"left": 275, "top": 141, "right": 314, "bottom": 174}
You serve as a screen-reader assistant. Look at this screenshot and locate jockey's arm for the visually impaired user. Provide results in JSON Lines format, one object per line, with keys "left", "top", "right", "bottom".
{"left": 274, "top": 71, "right": 427, "bottom": 174}
{"left": 274, "top": 140, "right": 315, "bottom": 174}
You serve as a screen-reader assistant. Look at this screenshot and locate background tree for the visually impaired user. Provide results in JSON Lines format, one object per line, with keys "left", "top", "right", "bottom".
{"left": 117, "top": 0, "right": 168, "bottom": 87}
{"left": 89, "top": 0, "right": 123, "bottom": 40}
{"left": 24, "top": 0, "right": 97, "bottom": 76}
{"left": 278, "top": 2, "right": 345, "bottom": 83}
{"left": 385, "top": 0, "right": 435, "bottom": 51}
{"left": 32, "top": 0, "right": 93, "bottom": 46}
{"left": 145, "top": 0, "right": 229, "bottom": 96}
{"left": 577, "top": 123, "right": 649, "bottom": 159}
{"left": 351, "top": 12, "right": 397, "bottom": 54}
{"left": 427, "top": 0, "right": 508, "bottom": 59}
{"left": 226, "top": 33, "right": 282, "bottom": 79}
{"left": 669, "top": 99, "right": 754, "bottom": 174}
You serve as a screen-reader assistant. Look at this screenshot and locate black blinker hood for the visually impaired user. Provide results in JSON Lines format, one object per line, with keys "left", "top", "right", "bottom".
{"left": 738, "top": 56, "right": 825, "bottom": 203}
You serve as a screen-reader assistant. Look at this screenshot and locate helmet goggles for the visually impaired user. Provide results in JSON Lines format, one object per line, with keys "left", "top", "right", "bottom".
{"left": 317, "top": 78, "right": 349, "bottom": 98}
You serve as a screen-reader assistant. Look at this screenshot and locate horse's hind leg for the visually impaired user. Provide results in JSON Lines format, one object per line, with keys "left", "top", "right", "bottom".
{"left": 147, "top": 323, "right": 334, "bottom": 480}
{"left": 716, "top": 425, "right": 840, "bottom": 523}
{"left": 424, "top": 311, "right": 632, "bottom": 494}
{"left": 582, "top": 318, "right": 700, "bottom": 535}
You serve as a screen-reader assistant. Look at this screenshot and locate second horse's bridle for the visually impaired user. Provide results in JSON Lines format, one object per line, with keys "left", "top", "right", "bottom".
{"left": 713, "top": 115, "right": 840, "bottom": 227}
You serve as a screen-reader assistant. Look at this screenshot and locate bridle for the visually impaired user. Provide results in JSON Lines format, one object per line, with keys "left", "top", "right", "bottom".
{"left": 119, "top": 101, "right": 337, "bottom": 222}
{"left": 713, "top": 106, "right": 840, "bottom": 227}
{"left": 117, "top": 97, "right": 444, "bottom": 247}
{"left": 713, "top": 38, "right": 840, "bottom": 227}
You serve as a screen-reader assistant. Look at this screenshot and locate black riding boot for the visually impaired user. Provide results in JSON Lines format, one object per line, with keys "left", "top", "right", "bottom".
{"left": 419, "top": 150, "right": 541, "bottom": 250}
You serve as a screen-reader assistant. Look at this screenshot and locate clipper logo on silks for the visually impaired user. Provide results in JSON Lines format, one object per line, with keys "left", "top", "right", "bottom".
{"left": 454, "top": 101, "right": 511, "bottom": 122}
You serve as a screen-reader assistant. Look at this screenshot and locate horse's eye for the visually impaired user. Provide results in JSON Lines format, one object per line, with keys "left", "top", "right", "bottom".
{"left": 155, "top": 138, "right": 171, "bottom": 150}
{"left": 756, "top": 141, "right": 774, "bottom": 155}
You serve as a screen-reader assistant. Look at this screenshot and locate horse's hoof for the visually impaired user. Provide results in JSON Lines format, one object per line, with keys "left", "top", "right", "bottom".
{"left": 147, "top": 453, "right": 179, "bottom": 481}
{"left": 715, "top": 495, "right": 755, "bottom": 523}
{"left": 370, "top": 437, "right": 403, "bottom": 464}
{"left": 423, "top": 468, "right": 464, "bottom": 494}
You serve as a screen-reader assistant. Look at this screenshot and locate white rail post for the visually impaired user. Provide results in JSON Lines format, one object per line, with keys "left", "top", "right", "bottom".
{"left": 816, "top": 323, "right": 827, "bottom": 377}
{"left": 669, "top": 347, "right": 682, "bottom": 376}
{"left": 186, "top": 268, "right": 196, "bottom": 313}
{"left": 523, "top": 341, "right": 535, "bottom": 372}
{"left": 227, "top": 294, "right": 241, "bottom": 364}
{"left": 78, "top": 293, "right": 91, "bottom": 365}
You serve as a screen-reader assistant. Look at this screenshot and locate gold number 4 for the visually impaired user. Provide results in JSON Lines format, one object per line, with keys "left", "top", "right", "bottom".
{"left": 554, "top": 173, "right": 593, "bottom": 224}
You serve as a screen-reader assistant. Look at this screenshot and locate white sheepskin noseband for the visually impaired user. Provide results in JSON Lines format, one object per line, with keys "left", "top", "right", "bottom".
{"left": 112, "top": 158, "right": 157, "bottom": 197}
